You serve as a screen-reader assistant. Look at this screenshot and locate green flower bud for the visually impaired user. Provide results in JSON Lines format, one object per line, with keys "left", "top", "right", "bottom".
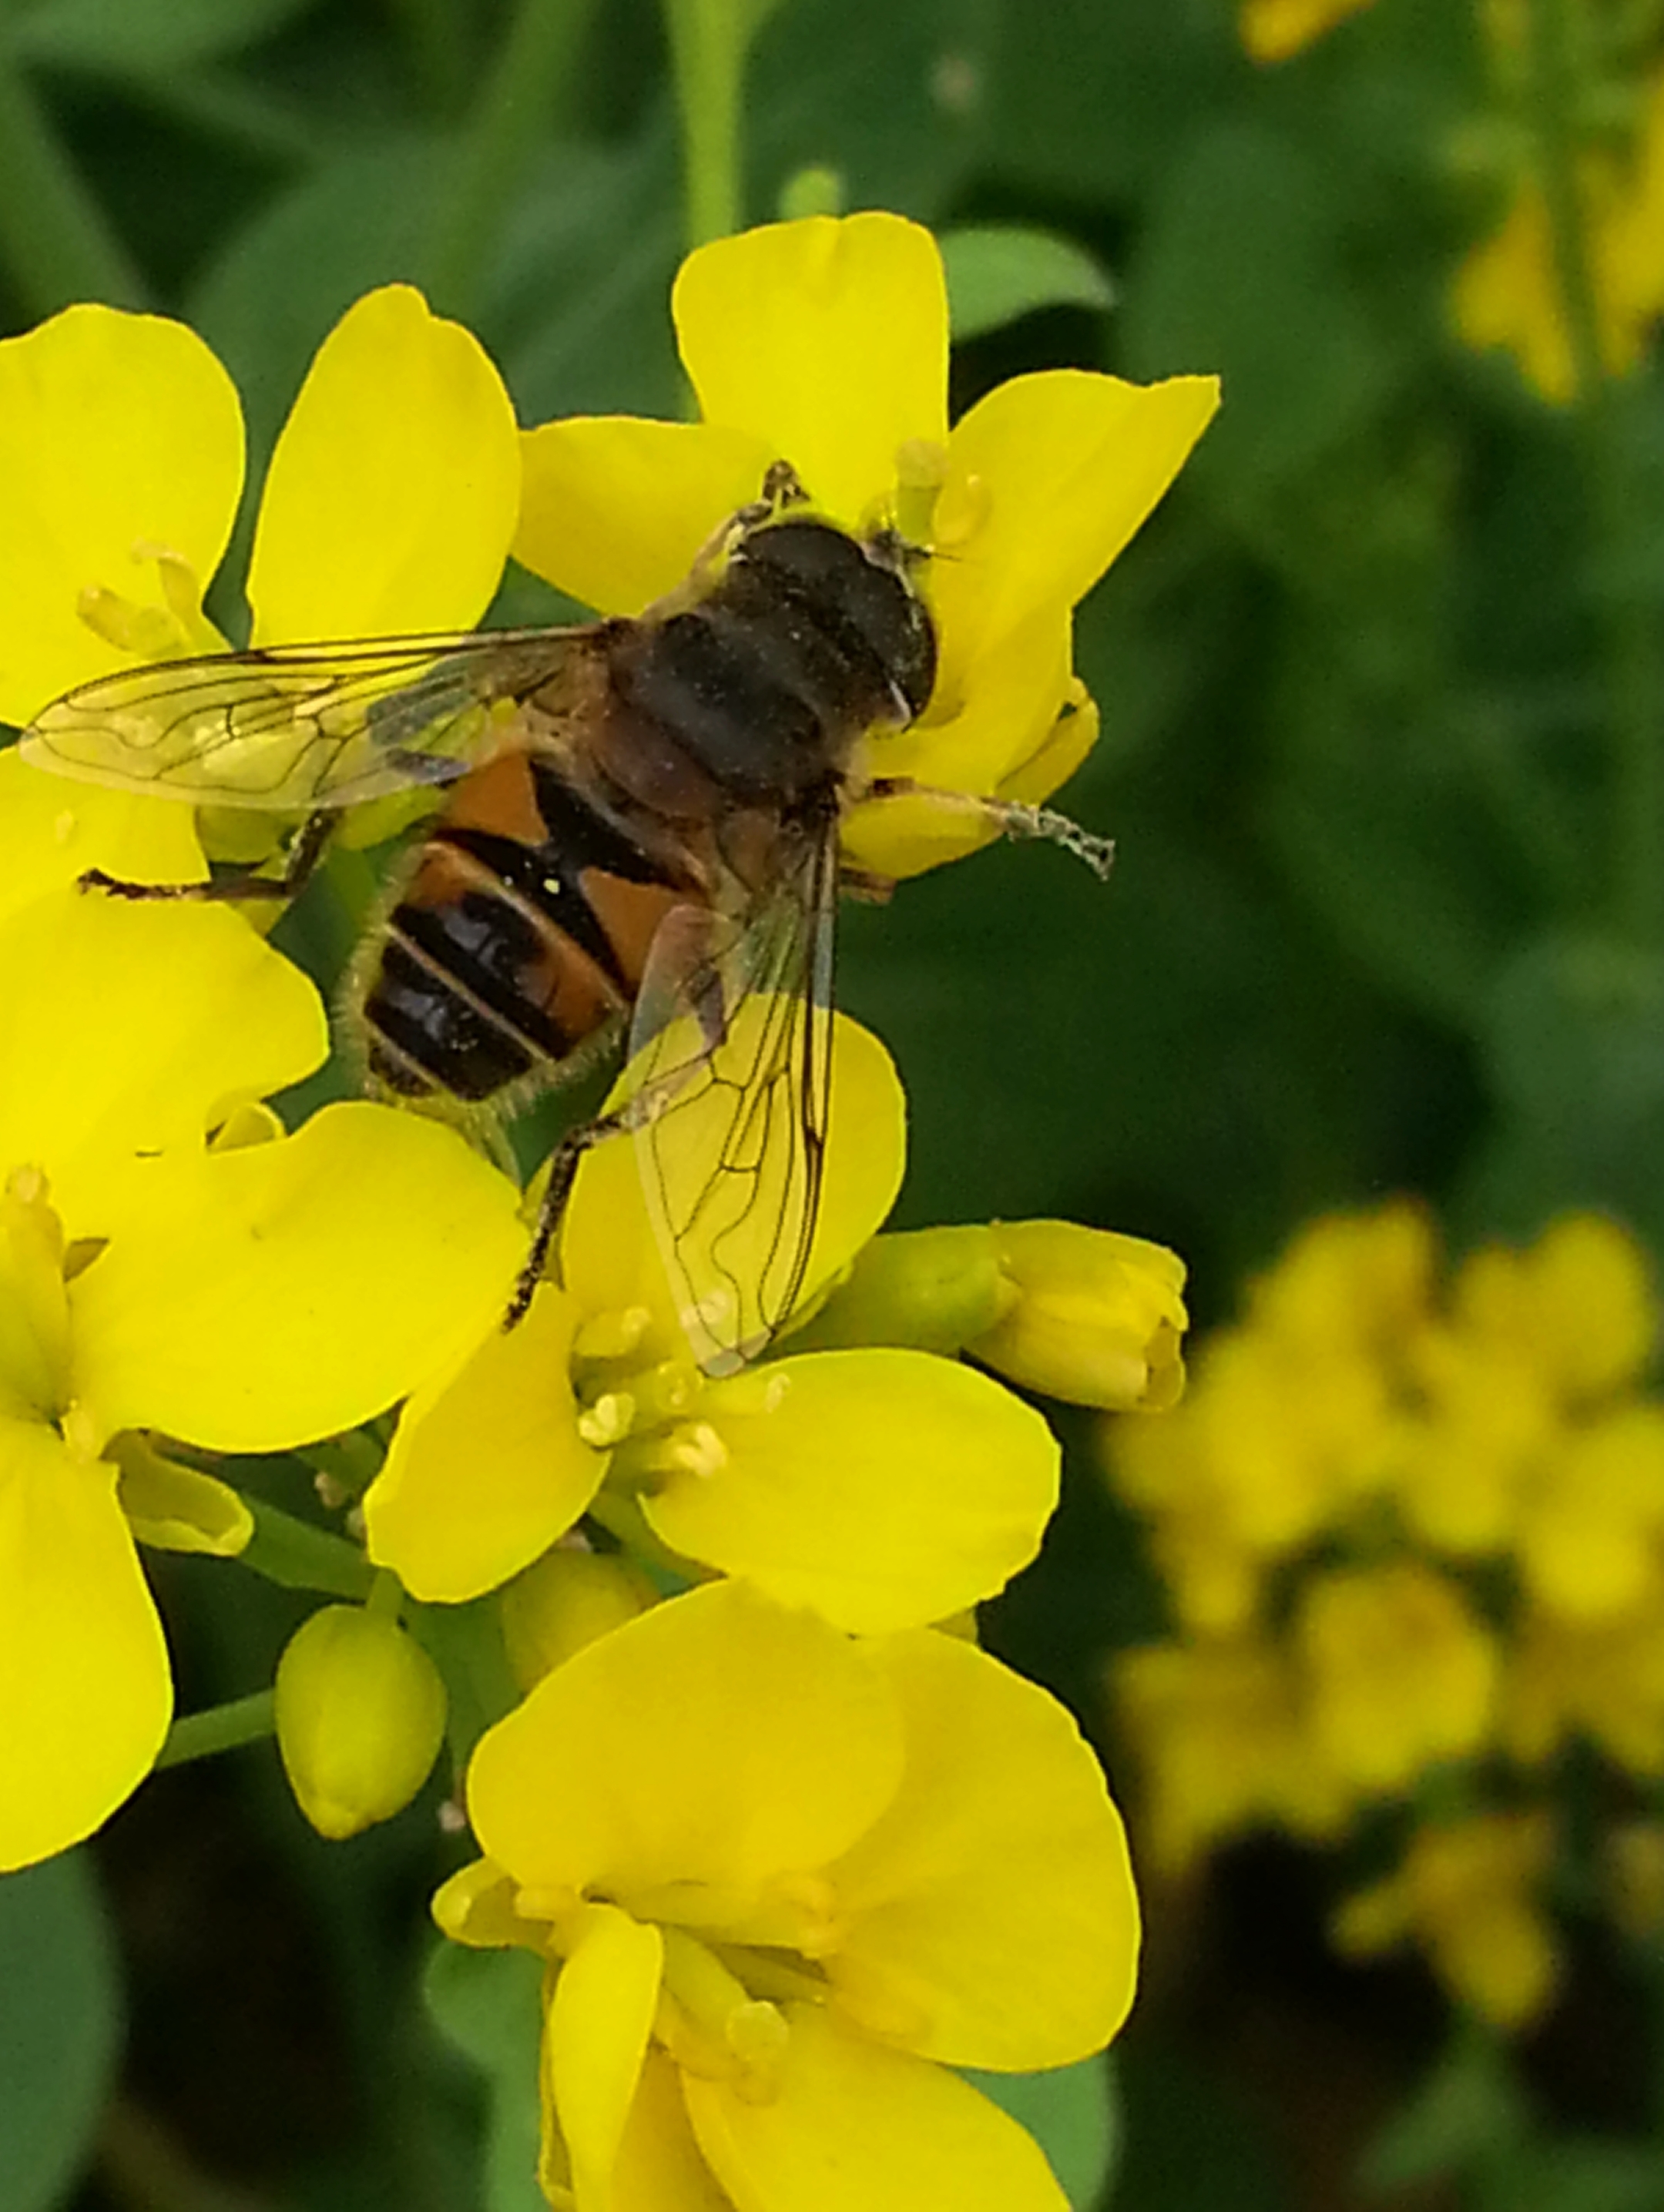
{"left": 968, "top": 1221, "right": 1189, "bottom": 1410}
{"left": 786, "top": 1225, "right": 1014, "bottom": 1355}
{"left": 275, "top": 1603, "right": 446, "bottom": 1840}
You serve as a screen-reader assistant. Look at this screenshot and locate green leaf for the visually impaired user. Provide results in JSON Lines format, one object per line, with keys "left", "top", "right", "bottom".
{"left": 941, "top": 224, "right": 1113, "bottom": 342}
{"left": 747, "top": 0, "right": 1000, "bottom": 223}
{"left": 8, "top": 0, "right": 315, "bottom": 73}
{"left": 0, "top": 1852, "right": 123, "bottom": 2212}
{"left": 1464, "top": 933, "right": 1664, "bottom": 1247}
{"left": 424, "top": 1942, "right": 545, "bottom": 2212}
{"left": 1120, "top": 122, "right": 1392, "bottom": 501}
{"left": 961, "top": 2056, "right": 1119, "bottom": 2210}
{"left": 1360, "top": 2029, "right": 1529, "bottom": 2192}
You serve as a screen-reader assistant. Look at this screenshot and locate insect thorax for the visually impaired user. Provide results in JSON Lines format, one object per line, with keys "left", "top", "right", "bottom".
{"left": 597, "top": 516, "right": 938, "bottom": 816}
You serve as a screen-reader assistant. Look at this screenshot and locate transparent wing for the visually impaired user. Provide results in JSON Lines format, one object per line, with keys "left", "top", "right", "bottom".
{"left": 622, "top": 830, "right": 839, "bottom": 1376}
{"left": 20, "top": 626, "right": 597, "bottom": 811}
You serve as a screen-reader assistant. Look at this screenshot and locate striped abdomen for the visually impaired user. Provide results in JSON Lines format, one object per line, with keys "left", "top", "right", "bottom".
{"left": 361, "top": 748, "right": 689, "bottom": 1103}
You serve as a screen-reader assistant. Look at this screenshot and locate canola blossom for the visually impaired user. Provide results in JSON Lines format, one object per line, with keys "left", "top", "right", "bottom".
{"left": 364, "top": 1013, "right": 1149, "bottom": 1635}
{"left": 437, "top": 1580, "right": 1139, "bottom": 2212}
{"left": 0, "top": 281, "right": 520, "bottom": 729}
{"left": 0, "top": 753, "right": 522, "bottom": 1870}
{"left": 1105, "top": 1202, "right": 1664, "bottom": 2024}
{"left": 510, "top": 211, "right": 1218, "bottom": 880}
{"left": 1454, "top": 63, "right": 1664, "bottom": 402}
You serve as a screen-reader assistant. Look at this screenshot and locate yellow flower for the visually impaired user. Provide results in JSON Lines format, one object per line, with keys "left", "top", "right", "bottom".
{"left": 1333, "top": 1812, "right": 1559, "bottom": 2027}
{"left": 437, "top": 1580, "right": 1138, "bottom": 2212}
{"left": 511, "top": 213, "right": 1217, "bottom": 880}
{"left": 1453, "top": 69, "right": 1664, "bottom": 403}
{"left": 0, "top": 759, "right": 523, "bottom": 1871}
{"left": 1114, "top": 1636, "right": 1354, "bottom": 1872}
{"left": 364, "top": 1012, "right": 1062, "bottom": 1633}
{"left": 0, "top": 282, "right": 519, "bottom": 725}
{"left": 1295, "top": 1561, "right": 1498, "bottom": 1795}
{"left": 1504, "top": 1601, "right": 1664, "bottom": 1774}
{"left": 1239, "top": 0, "right": 1377, "bottom": 65}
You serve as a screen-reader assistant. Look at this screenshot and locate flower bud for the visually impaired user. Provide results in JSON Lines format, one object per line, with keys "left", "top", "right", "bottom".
{"left": 500, "top": 1547, "right": 656, "bottom": 1689}
{"left": 275, "top": 1604, "right": 446, "bottom": 1839}
{"left": 785, "top": 1225, "right": 1013, "bottom": 1355}
{"left": 968, "top": 1222, "right": 1188, "bottom": 1410}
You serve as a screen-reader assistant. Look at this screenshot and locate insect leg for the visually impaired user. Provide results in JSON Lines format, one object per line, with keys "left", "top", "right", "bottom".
{"left": 79, "top": 809, "right": 338, "bottom": 905}
{"left": 505, "top": 1104, "right": 634, "bottom": 1330}
{"left": 852, "top": 776, "right": 1116, "bottom": 880}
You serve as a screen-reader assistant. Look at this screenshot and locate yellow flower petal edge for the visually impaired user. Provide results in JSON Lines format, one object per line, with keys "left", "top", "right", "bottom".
{"left": 515, "top": 416, "right": 778, "bottom": 615}
{"left": 366, "top": 1284, "right": 606, "bottom": 1603}
{"left": 248, "top": 283, "right": 522, "bottom": 642}
{"left": 827, "top": 1628, "right": 1139, "bottom": 2069}
{"left": 0, "top": 303, "right": 243, "bottom": 723}
{"left": 674, "top": 213, "right": 949, "bottom": 528}
{"left": 0, "top": 890, "right": 327, "bottom": 1240}
{"left": 644, "top": 1349, "right": 1061, "bottom": 1633}
{"left": 466, "top": 1581, "right": 905, "bottom": 1900}
{"left": 70, "top": 1101, "right": 525, "bottom": 1453}
{"left": 0, "top": 1421, "right": 172, "bottom": 1871}
{"left": 547, "top": 1905, "right": 664, "bottom": 2210}
{"left": 684, "top": 2003, "right": 1072, "bottom": 2212}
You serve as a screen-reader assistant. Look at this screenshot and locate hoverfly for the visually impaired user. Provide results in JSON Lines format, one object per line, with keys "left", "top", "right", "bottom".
{"left": 22, "top": 466, "right": 1109, "bottom": 1373}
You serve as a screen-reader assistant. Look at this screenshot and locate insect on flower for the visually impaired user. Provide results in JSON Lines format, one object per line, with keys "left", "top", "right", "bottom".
{"left": 22, "top": 464, "right": 1112, "bottom": 1374}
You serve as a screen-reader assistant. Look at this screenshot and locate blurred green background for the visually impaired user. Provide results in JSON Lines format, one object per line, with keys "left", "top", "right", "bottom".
{"left": 4, "top": 0, "right": 1664, "bottom": 2205}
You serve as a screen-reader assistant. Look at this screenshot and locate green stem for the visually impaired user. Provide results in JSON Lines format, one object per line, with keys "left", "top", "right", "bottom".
{"left": 1521, "top": 0, "right": 1664, "bottom": 942}
{"left": 661, "top": 0, "right": 752, "bottom": 248}
{"left": 241, "top": 1496, "right": 376, "bottom": 1600}
{"left": 0, "top": 42, "right": 146, "bottom": 313}
{"left": 155, "top": 1691, "right": 275, "bottom": 1771}
{"left": 425, "top": 0, "right": 600, "bottom": 317}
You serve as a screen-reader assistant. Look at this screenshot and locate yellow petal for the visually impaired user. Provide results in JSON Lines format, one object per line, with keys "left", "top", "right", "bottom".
{"left": 611, "top": 2053, "right": 732, "bottom": 2212}
{"left": 0, "top": 1421, "right": 171, "bottom": 1870}
{"left": 643, "top": 1350, "right": 1059, "bottom": 1633}
{"left": 0, "top": 303, "right": 243, "bottom": 723}
{"left": 547, "top": 1905, "right": 663, "bottom": 2212}
{"left": 931, "top": 370, "right": 1219, "bottom": 688}
{"left": 675, "top": 214, "right": 948, "bottom": 527}
{"left": 684, "top": 2003, "right": 1069, "bottom": 2212}
{"left": 247, "top": 284, "right": 520, "bottom": 642}
{"left": 501, "top": 1548, "right": 657, "bottom": 1691}
{"left": 112, "top": 1434, "right": 253, "bottom": 1556}
{"left": 0, "top": 753, "right": 205, "bottom": 924}
{"left": 826, "top": 1631, "right": 1139, "bottom": 2067}
{"left": 366, "top": 1285, "right": 606, "bottom": 1603}
{"left": 433, "top": 1854, "right": 555, "bottom": 1952}
{"left": 0, "top": 891, "right": 326, "bottom": 1238}
{"left": 466, "top": 1581, "right": 904, "bottom": 1902}
{"left": 515, "top": 417, "right": 777, "bottom": 615}
{"left": 69, "top": 1101, "right": 524, "bottom": 1451}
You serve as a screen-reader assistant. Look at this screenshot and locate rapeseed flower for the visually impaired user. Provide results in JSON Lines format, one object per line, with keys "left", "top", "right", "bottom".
{"left": 364, "top": 1012, "right": 1085, "bottom": 1634}
{"left": 1453, "top": 59, "right": 1664, "bottom": 401}
{"left": 1105, "top": 1202, "right": 1664, "bottom": 2026}
{"left": 436, "top": 1579, "right": 1139, "bottom": 2212}
{"left": 0, "top": 281, "right": 518, "bottom": 727}
{"left": 511, "top": 211, "right": 1218, "bottom": 880}
{"left": 0, "top": 755, "right": 523, "bottom": 1870}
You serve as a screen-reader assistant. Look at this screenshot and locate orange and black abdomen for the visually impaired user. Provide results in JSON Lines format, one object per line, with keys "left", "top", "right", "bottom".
{"left": 361, "top": 749, "right": 689, "bottom": 1102}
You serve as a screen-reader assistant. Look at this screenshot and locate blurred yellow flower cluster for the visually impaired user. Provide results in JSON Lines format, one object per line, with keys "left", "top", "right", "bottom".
{"left": 1106, "top": 1202, "right": 1664, "bottom": 2026}
{"left": 1, "top": 209, "right": 1211, "bottom": 2208}
{"left": 1450, "top": 0, "right": 1664, "bottom": 401}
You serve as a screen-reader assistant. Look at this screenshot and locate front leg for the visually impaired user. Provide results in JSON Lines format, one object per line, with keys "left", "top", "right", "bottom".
{"left": 852, "top": 776, "right": 1115, "bottom": 880}
{"left": 81, "top": 809, "right": 337, "bottom": 905}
